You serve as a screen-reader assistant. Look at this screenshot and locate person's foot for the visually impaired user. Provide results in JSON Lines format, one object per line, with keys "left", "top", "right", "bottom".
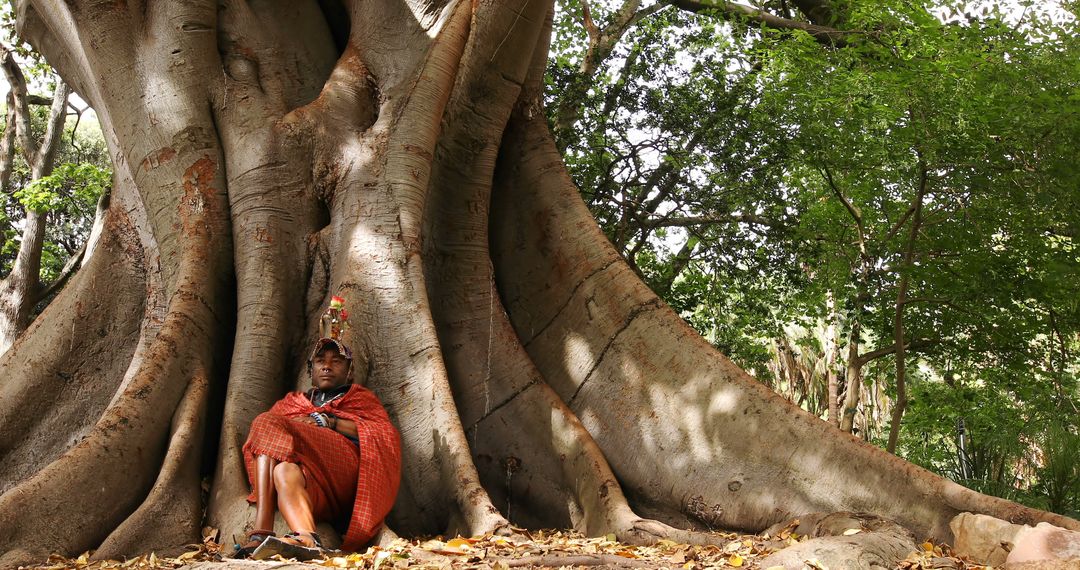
{"left": 280, "top": 531, "right": 320, "bottom": 548}
{"left": 232, "top": 530, "right": 275, "bottom": 559}
{"left": 251, "top": 532, "right": 326, "bottom": 561}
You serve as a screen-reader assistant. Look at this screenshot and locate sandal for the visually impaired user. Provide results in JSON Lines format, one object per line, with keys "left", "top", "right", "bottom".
{"left": 232, "top": 529, "right": 275, "bottom": 559}
{"left": 251, "top": 531, "right": 328, "bottom": 561}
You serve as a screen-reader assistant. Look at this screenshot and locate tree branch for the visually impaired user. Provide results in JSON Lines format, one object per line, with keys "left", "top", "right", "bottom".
{"left": 35, "top": 80, "right": 71, "bottom": 177}
{"left": 667, "top": 0, "right": 847, "bottom": 44}
{"left": 886, "top": 159, "right": 927, "bottom": 454}
{"left": 580, "top": 0, "right": 602, "bottom": 44}
{"left": 645, "top": 213, "right": 784, "bottom": 230}
{"left": 617, "top": 1, "right": 666, "bottom": 35}
{"left": 654, "top": 234, "right": 699, "bottom": 296}
{"left": 822, "top": 165, "right": 869, "bottom": 255}
{"left": 66, "top": 100, "right": 88, "bottom": 158}
{"left": 883, "top": 201, "right": 917, "bottom": 242}
{"left": 34, "top": 234, "right": 87, "bottom": 304}
{"left": 789, "top": 0, "right": 838, "bottom": 26}
{"left": 554, "top": 1, "right": 665, "bottom": 142}
{"left": 898, "top": 296, "right": 950, "bottom": 306}
{"left": 856, "top": 338, "right": 937, "bottom": 367}
{"left": 26, "top": 94, "right": 53, "bottom": 106}
{"left": 0, "top": 93, "right": 15, "bottom": 193}
{"left": 0, "top": 43, "right": 40, "bottom": 165}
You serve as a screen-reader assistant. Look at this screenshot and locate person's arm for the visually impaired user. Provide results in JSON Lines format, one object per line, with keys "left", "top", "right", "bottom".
{"left": 296, "top": 412, "right": 359, "bottom": 439}
{"left": 328, "top": 415, "right": 358, "bottom": 439}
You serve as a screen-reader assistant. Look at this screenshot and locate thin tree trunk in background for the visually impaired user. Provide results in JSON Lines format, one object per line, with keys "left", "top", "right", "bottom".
{"left": 886, "top": 164, "right": 927, "bottom": 454}
{"left": 0, "top": 54, "right": 71, "bottom": 354}
{"left": 825, "top": 291, "right": 840, "bottom": 427}
{"left": 654, "top": 236, "right": 697, "bottom": 296}
{"left": 0, "top": 94, "right": 15, "bottom": 191}
{"left": 839, "top": 320, "right": 863, "bottom": 434}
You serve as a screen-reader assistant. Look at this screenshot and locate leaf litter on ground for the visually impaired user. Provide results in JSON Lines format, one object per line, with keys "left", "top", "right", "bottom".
{"left": 19, "top": 526, "right": 990, "bottom": 569}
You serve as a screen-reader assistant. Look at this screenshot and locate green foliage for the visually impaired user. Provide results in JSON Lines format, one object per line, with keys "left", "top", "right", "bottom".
{"left": 1034, "top": 420, "right": 1080, "bottom": 516}
{"left": 1, "top": 97, "right": 111, "bottom": 281}
{"left": 14, "top": 163, "right": 110, "bottom": 213}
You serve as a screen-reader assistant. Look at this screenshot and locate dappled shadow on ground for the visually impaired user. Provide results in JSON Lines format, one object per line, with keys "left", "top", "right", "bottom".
{"left": 22, "top": 527, "right": 982, "bottom": 570}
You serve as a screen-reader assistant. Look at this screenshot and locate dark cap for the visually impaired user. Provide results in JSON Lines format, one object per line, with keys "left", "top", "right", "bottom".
{"left": 308, "top": 337, "right": 353, "bottom": 363}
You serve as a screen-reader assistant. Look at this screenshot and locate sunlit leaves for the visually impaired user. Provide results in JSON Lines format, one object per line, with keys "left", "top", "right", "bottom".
{"left": 14, "top": 163, "right": 110, "bottom": 213}
{"left": 2, "top": 97, "right": 110, "bottom": 282}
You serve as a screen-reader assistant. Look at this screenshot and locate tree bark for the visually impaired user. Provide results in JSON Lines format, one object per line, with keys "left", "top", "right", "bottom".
{"left": 0, "top": 1, "right": 1076, "bottom": 567}
{"left": 0, "top": 93, "right": 15, "bottom": 192}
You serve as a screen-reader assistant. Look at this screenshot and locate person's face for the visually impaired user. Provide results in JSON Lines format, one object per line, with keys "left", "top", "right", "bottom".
{"left": 311, "top": 347, "right": 351, "bottom": 390}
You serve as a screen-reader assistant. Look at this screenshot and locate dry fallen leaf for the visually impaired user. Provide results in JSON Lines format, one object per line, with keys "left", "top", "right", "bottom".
{"left": 201, "top": 526, "right": 219, "bottom": 543}
{"left": 175, "top": 549, "right": 201, "bottom": 561}
{"left": 445, "top": 537, "right": 473, "bottom": 549}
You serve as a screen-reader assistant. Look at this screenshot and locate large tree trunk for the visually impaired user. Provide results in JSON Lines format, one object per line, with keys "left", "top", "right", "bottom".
{"left": 0, "top": 0, "right": 1076, "bottom": 567}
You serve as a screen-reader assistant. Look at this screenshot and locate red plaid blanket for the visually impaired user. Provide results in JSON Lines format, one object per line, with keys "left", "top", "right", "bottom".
{"left": 243, "top": 384, "right": 401, "bottom": 549}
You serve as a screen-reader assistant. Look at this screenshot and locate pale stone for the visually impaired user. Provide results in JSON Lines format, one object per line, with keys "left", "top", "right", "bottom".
{"left": 949, "top": 512, "right": 1025, "bottom": 566}
{"left": 1007, "top": 522, "right": 1080, "bottom": 565}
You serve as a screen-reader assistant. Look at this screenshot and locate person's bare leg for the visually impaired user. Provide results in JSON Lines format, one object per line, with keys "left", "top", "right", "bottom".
{"left": 273, "top": 462, "right": 318, "bottom": 547}
{"left": 254, "top": 455, "right": 279, "bottom": 532}
{"left": 233, "top": 455, "right": 280, "bottom": 557}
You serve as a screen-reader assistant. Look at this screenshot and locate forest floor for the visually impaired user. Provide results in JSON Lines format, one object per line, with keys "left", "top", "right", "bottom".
{"left": 19, "top": 526, "right": 987, "bottom": 570}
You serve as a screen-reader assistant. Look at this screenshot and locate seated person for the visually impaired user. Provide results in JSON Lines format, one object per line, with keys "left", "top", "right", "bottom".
{"left": 236, "top": 298, "right": 401, "bottom": 559}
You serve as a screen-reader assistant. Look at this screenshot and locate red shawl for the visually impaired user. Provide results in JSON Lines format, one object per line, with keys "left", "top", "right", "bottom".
{"left": 264, "top": 384, "right": 401, "bottom": 550}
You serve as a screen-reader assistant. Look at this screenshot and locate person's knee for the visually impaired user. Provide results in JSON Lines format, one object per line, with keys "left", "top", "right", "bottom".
{"left": 273, "top": 462, "right": 304, "bottom": 490}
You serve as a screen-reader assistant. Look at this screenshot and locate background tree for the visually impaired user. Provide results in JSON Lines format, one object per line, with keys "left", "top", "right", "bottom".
{"left": 0, "top": 0, "right": 1076, "bottom": 568}
{"left": 0, "top": 27, "right": 111, "bottom": 354}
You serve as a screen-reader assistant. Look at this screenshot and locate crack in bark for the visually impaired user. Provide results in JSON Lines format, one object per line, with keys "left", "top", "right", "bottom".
{"left": 409, "top": 344, "right": 441, "bottom": 358}
{"left": 499, "top": 71, "right": 524, "bottom": 88}
{"left": 465, "top": 377, "right": 540, "bottom": 431}
{"left": 567, "top": 298, "right": 663, "bottom": 406}
{"left": 231, "top": 160, "right": 289, "bottom": 181}
{"left": 522, "top": 257, "right": 620, "bottom": 347}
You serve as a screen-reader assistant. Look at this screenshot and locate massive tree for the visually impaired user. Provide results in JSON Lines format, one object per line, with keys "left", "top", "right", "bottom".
{"left": 0, "top": 0, "right": 1076, "bottom": 567}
